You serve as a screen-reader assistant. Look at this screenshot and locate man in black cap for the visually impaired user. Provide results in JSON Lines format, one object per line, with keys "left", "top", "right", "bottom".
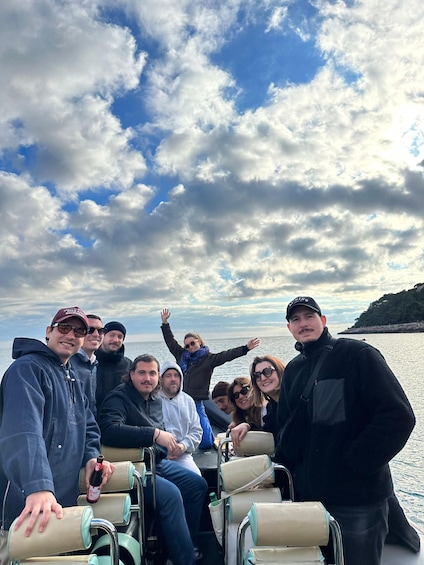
{"left": 276, "top": 296, "right": 417, "bottom": 565}
{"left": 95, "top": 320, "right": 132, "bottom": 411}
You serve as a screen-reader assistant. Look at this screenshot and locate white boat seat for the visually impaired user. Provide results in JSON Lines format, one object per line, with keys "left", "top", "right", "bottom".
{"left": 235, "top": 432, "right": 275, "bottom": 457}
{"left": 237, "top": 502, "right": 345, "bottom": 565}
{"left": 243, "top": 546, "right": 324, "bottom": 564}
{"left": 100, "top": 447, "right": 147, "bottom": 488}
{"left": 250, "top": 501, "right": 329, "bottom": 547}
{"left": 220, "top": 454, "right": 274, "bottom": 493}
{"left": 8, "top": 506, "right": 94, "bottom": 561}
{"left": 79, "top": 461, "right": 136, "bottom": 494}
{"left": 225, "top": 489, "right": 282, "bottom": 523}
{"left": 100, "top": 446, "right": 144, "bottom": 464}
{"left": 77, "top": 493, "right": 131, "bottom": 526}
{"left": 18, "top": 557, "right": 99, "bottom": 565}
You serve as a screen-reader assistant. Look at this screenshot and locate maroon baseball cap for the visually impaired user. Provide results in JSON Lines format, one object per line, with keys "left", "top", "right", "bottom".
{"left": 51, "top": 306, "right": 89, "bottom": 330}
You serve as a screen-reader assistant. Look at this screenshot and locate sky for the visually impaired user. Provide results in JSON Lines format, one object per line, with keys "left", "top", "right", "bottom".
{"left": 1, "top": 0, "right": 424, "bottom": 345}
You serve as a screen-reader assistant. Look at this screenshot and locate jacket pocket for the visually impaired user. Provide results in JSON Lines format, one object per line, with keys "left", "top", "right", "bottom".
{"left": 313, "top": 379, "right": 346, "bottom": 425}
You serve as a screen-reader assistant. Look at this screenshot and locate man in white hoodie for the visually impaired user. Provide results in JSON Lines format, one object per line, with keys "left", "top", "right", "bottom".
{"left": 159, "top": 361, "right": 203, "bottom": 476}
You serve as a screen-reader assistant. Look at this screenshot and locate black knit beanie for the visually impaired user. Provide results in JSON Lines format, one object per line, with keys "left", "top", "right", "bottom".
{"left": 104, "top": 321, "right": 127, "bottom": 338}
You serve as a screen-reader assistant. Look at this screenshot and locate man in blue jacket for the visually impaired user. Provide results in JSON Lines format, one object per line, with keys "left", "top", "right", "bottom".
{"left": 276, "top": 296, "right": 416, "bottom": 565}
{"left": 71, "top": 314, "right": 105, "bottom": 416}
{"left": 0, "top": 307, "right": 114, "bottom": 565}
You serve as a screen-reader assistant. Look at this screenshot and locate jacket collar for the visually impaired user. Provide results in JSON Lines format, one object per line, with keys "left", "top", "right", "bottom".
{"left": 295, "top": 327, "right": 332, "bottom": 357}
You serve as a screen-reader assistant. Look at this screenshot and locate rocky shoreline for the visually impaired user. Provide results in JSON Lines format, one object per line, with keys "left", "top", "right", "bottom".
{"left": 339, "top": 322, "right": 424, "bottom": 334}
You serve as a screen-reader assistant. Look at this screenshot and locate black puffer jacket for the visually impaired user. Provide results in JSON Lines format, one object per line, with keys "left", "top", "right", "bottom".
{"left": 161, "top": 323, "right": 249, "bottom": 400}
{"left": 276, "top": 328, "right": 415, "bottom": 506}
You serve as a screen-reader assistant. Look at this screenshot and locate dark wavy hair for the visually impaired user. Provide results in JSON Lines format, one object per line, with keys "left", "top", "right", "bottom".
{"left": 250, "top": 355, "right": 285, "bottom": 404}
{"left": 123, "top": 354, "right": 160, "bottom": 394}
{"left": 227, "top": 376, "right": 264, "bottom": 428}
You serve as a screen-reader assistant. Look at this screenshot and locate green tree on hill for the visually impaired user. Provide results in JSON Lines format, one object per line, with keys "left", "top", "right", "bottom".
{"left": 354, "top": 284, "right": 424, "bottom": 327}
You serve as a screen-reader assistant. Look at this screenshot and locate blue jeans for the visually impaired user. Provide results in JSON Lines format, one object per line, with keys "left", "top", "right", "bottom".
{"left": 144, "top": 459, "right": 207, "bottom": 565}
{"left": 324, "top": 499, "right": 389, "bottom": 565}
{"left": 196, "top": 400, "right": 215, "bottom": 449}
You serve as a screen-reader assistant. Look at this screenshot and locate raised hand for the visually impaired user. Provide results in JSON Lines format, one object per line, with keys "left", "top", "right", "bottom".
{"left": 247, "top": 337, "right": 260, "bottom": 350}
{"left": 161, "top": 308, "right": 171, "bottom": 324}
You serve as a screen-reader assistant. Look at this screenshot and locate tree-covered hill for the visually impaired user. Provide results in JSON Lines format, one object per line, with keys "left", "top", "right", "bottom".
{"left": 353, "top": 283, "right": 424, "bottom": 328}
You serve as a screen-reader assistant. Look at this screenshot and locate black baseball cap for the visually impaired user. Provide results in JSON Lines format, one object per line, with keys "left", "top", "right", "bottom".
{"left": 286, "top": 296, "right": 322, "bottom": 321}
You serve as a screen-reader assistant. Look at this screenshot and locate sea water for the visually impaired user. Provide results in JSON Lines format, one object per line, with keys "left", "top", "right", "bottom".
{"left": 1, "top": 331, "right": 423, "bottom": 526}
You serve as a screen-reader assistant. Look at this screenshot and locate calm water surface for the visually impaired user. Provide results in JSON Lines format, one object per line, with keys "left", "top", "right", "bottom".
{"left": 1, "top": 331, "right": 423, "bottom": 525}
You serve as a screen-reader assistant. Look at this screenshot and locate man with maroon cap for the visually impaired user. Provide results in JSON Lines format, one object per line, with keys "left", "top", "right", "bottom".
{"left": 0, "top": 307, "right": 114, "bottom": 565}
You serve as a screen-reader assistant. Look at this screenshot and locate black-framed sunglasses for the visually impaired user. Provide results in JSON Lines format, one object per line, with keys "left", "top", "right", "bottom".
{"left": 253, "top": 366, "right": 275, "bottom": 381}
{"left": 233, "top": 385, "right": 250, "bottom": 400}
{"left": 51, "top": 323, "right": 87, "bottom": 338}
{"left": 88, "top": 327, "right": 106, "bottom": 335}
{"left": 184, "top": 340, "right": 198, "bottom": 349}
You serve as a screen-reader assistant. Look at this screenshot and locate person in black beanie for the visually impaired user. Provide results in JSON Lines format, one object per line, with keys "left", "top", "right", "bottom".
{"left": 95, "top": 320, "right": 132, "bottom": 412}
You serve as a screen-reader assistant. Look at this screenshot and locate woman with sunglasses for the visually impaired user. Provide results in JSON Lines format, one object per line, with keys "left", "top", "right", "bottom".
{"left": 160, "top": 308, "right": 260, "bottom": 448}
{"left": 227, "top": 376, "right": 267, "bottom": 431}
{"left": 230, "top": 355, "right": 285, "bottom": 449}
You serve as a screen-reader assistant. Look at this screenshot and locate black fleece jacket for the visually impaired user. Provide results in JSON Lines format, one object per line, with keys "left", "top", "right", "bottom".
{"left": 98, "top": 381, "right": 167, "bottom": 463}
{"left": 276, "top": 328, "right": 415, "bottom": 506}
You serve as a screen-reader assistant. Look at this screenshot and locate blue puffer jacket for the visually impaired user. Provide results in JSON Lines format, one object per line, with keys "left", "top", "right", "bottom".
{"left": 0, "top": 338, "right": 100, "bottom": 530}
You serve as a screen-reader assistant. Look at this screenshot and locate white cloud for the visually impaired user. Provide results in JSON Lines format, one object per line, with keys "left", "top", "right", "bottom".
{"left": 0, "top": 0, "right": 147, "bottom": 193}
{"left": 1, "top": 0, "right": 424, "bottom": 340}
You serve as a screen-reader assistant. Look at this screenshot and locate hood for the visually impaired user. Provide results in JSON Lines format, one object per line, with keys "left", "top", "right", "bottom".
{"left": 12, "top": 337, "right": 61, "bottom": 363}
{"left": 159, "top": 360, "right": 183, "bottom": 397}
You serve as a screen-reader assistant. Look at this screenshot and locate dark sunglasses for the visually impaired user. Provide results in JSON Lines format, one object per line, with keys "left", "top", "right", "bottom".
{"left": 88, "top": 327, "right": 105, "bottom": 335}
{"left": 52, "top": 323, "right": 87, "bottom": 338}
{"left": 253, "top": 366, "right": 275, "bottom": 381}
{"left": 184, "top": 340, "right": 198, "bottom": 349}
{"left": 233, "top": 386, "right": 250, "bottom": 400}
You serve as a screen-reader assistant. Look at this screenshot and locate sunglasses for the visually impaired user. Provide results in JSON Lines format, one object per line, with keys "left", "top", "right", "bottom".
{"left": 88, "top": 327, "right": 105, "bottom": 335}
{"left": 233, "top": 386, "right": 250, "bottom": 400}
{"left": 253, "top": 366, "right": 275, "bottom": 381}
{"left": 52, "top": 323, "right": 87, "bottom": 338}
{"left": 184, "top": 340, "right": 198, "bottom": 349}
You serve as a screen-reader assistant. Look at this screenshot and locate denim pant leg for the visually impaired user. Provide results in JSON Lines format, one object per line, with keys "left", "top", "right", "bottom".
{"left": 159, "top": 458, "right": 208, "bottom": 539}
{"left": 196, "top": 400, "right": 215, "bottom": 449}
{"left": 144, "top": 474, "right": 195, "bottom": 565}
{"left": 325, "top": 499, "right": 389, "bottom": 565}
